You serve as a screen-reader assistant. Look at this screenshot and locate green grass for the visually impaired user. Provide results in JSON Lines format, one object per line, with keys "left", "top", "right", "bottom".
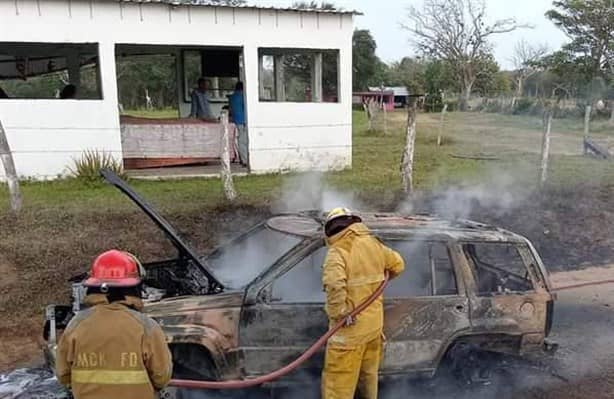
{"left": 121, "top": 108, "right": 180, "bottom": 119}
{"left": 1, "top": 110, "right": 614, "bottom": 214}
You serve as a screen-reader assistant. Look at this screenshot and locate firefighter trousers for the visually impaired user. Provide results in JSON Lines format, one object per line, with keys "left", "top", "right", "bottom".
{"left": 321, "top": 335, "right": 383, "bottom": 399}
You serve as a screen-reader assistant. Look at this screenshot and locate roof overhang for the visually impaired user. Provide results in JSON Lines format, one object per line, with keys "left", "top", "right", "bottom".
{"left": 105, "top": 0, "right": 363, "bottom": 15}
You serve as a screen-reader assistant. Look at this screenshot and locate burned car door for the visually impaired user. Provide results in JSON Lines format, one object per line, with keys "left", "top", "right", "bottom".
{"left": 381, "top": 239, "right": 471, "bottom": 375}
{"left": 462, "top": 242, "right": 551, "bottom": 352}
{"left": 239, "top": 243, "right": 328, "bottom": 380}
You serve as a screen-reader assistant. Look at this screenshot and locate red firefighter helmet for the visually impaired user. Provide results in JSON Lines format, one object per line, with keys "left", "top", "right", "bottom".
{"left": 84, "top": 250, "right": 144, "bottom": 288}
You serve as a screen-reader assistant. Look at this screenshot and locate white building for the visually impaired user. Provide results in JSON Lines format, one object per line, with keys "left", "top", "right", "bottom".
{"left": 0, "top": 0, "right": 356, "bottom": 179}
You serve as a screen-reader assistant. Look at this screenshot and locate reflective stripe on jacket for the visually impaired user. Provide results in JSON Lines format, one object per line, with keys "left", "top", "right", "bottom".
{"left": 323, "top": 223, "right": 405, "bottom": 347}
{"left": 56, "top": 294, "right": 173, "bottom": 399}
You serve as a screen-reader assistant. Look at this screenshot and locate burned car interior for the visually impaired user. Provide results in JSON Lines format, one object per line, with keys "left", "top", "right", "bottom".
{"left": 464, "top": 243, "right": 535, "bottom": 295}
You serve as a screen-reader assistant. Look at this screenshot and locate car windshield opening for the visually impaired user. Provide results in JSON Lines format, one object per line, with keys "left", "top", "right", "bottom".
{"left": 206, "top": 225, "right": 303, "bottom": 289}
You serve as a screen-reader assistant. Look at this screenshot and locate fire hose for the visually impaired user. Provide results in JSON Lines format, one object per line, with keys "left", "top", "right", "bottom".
{"left": 169, "top": 272, "right": 391, "bottom": 390}
{"left": 551, "top": 279, "right": 614, "bottom": 292}
{"left": 168, "top": 274, "right": 614, "bottom": 390}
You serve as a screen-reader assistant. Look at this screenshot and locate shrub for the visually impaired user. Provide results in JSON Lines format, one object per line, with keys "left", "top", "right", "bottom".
{"left": 69, "top": 150, "right": 124, "bottom": 182}
{"left": 512, "top": 98, "right": 535, "bottom": 115}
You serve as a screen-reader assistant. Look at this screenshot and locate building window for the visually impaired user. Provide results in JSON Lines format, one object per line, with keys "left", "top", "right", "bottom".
{"left": 0, "top": 42, "right": 102, "bottom": 100}
{"left": 258, "top": 49, "right": 339, "bottom": 103}
{"left": 182, "top": 49, "right": 242, "bottom": 103}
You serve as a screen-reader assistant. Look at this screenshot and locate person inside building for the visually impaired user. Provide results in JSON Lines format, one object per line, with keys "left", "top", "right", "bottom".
{"left": 59, "top": 84, "right": 77, "bottom": 99}
{"left": 56, "top": 250, "right": 173, "bottom": 399}
{"left": 229, "top": 81, "right": 247, "bottom": 165}
{"left": 189, "top": 77, "right": 214, "bottom": 120}
{"left": 321, "top": 208, "right": 405, "bottom": 399}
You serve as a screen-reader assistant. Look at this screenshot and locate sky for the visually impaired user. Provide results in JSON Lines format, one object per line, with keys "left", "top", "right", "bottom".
{"left": 250, "top": 0, "right": 570, "bottom": 70}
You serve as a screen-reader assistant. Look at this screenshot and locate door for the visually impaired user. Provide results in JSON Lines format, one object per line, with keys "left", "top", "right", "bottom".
{"left": 381, "top": 240, "right": 471, "bottom": 375}
{"left": 462, "top": 241, "right": 551, "bottom": 351}
{"left": 238, "top": 245, "right": 328, "bottom": 381}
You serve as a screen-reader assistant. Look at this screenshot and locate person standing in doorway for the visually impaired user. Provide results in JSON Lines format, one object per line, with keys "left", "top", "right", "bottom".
{"left": 321, "top": 208, "right": 405, "bottom": 399}
{"left": 190, "top": 78, "right": 214, "bottom": 120}
{"left": 229, "top": 81, "right": 248, "bottom": 166}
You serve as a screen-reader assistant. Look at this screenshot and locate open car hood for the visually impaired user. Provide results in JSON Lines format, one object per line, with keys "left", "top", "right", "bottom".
{"left": 100, "top": 169, "right": 224, "bottom": 292}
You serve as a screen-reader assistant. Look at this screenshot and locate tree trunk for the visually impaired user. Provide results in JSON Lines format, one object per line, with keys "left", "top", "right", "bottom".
{"left": 539, "top": 109, "right": 553, "bottom": 187}
{"left": 0, "top": 120, "right": 22, "bottom": 213}
{"left": 458, "top": 85, "right": 472, "bottom": 112}
{"left": 363, "top": 102, "right": 373, "bottom": 131}
{"left": 583, "top": 104, "right": 592, "bottom": 139}
{"left": 515, "top": 78, "right": 523, "bottom": 98}
{"left": 401, "top": 103, "right": 417, "bottom": 195}
{"left": 220, "top": 111, "right": 237, "bottom": 201}
{"left": 437, "top": 104, "right": 448, "bottom": 146}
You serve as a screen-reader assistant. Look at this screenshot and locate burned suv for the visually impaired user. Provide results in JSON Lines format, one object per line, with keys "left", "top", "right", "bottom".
{"left": 44, "top": 171, "right": 556, "bottom": 386}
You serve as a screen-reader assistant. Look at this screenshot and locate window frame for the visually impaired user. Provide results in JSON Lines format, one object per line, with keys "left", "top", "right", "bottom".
{"left": 461, "top": 241, "right": 537, "bottom": 296}
{"left": 257, "top": 47, "right": 340, "bottom": 104}
{"left": 383, "top": 239, "right": 461, "bottom": 299}
{"left": 181, "top": 49, "right": 243, "bottom": 104}
{"left": 0, "top": 42, "right": 104, "bottom": 101}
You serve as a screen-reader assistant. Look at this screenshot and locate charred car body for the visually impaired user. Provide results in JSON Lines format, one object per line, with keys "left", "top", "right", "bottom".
{"left": 44, "top": 171, "right": 556, "bottom": 385}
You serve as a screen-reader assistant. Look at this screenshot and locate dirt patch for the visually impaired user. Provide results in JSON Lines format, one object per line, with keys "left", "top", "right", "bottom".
{"left": 0, "top": 204, "right": 269, "bottom": 371}
{"left": 0, "top": 320, "right": 44, "bottom": 371}
{"left": 0, "top": 255, "right": 17, "bottom": 291}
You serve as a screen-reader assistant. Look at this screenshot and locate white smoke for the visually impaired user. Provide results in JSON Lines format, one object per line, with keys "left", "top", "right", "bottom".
{"left": 398, "top": 172, "right": 529, "bottom": 220}
{"left": 272, "top": 172, "right": 362, "bottom": 213}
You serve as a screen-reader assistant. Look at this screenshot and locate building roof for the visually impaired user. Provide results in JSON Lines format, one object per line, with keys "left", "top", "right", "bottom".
{"left": 105, "top": 0, "right": 362, "bottom": 15}
{"left": 368, "top": 86, "right": 410, "bottom": 96}
{"left": 353, "top": 91, "right": 394, "bottom": 96}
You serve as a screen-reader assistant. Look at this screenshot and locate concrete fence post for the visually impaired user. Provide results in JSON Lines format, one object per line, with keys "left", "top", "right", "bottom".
{"left": 0, "top": 120, "right": 22, "bottom": 213}
{"left": 540, "top": 108, "right": 553, "bottom": 187}
{"left": 401, "top": 102, "right": 418, "bottom": 195}
{"left": 220, "top": 111, "right": 237, "bottom": 201}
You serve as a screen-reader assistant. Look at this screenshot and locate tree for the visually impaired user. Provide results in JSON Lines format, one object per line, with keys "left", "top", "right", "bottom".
{"left": 511, "top": 39, "right": 549, "bottom": 97}
{"left": 546, "top": 0, "right": 613, "bottom": 82}
{"left": 546, "top": 0, "right": 614, "bottom": 119}
{"left": 352, "top": 29, "right": 382, "bottom": 90}
{"left": 403, "top": 0, "right": 525, "bottom": 111}
{"left": 385, "top": 57, "right": 426, "bottom": 93}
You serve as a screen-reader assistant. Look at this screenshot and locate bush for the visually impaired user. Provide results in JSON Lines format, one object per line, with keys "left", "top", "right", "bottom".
{"left": 69, "top": 150, "right": 124, "bottom": 182}
{"left": 512, "top": 98, "right": 535, "bottom": 115}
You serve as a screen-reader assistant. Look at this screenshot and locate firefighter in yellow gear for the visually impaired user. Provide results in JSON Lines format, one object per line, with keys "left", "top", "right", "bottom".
{"left": 56, "top": 250, "right": 173, "bottom": 399}
{"left": 321, "top": 208, "right": 405, "bottom": 399}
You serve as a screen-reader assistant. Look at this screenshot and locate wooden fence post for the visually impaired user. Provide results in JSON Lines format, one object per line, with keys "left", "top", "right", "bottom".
{"left": 401, "top": 101, "right": 417, "bottom": 195}
{"left": 583, "top": 104, "right": 592, "bottom": 139}
{"left": 437, "top": 103, "right": 448, "bottom": 147}
{"left": 0, "top": 120, "right": 22, "bottom": 213}
{"left": 539, "top": 108, "right": 553, "bottom": 187}
{"left": 220, "top": 111, "right": 237, "bottom": 201}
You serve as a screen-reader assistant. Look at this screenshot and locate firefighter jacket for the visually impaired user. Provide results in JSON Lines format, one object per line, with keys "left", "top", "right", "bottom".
{"left": 56, "top": 294, "right": 173, "bottom": 399}
{"left": 323, "top": 223, "right": 405, "bottom": 347}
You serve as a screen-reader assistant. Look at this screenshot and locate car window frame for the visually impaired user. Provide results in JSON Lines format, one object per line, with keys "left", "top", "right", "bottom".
{"left": 244, "top": 237, "right": 323, "bottom": 305}
{"left": 204, "top": 222, "right": 308, "bottom": 290}
{"left": 460, "top": 240, "right": 539, "bottom": 296}
{"left": 382, "top": 238, "right": 464, "bottom": 299}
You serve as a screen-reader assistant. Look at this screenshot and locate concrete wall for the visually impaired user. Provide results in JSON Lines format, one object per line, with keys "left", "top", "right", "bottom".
{"left": 0, "top": 0, "right": 353, "bottom": 179}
